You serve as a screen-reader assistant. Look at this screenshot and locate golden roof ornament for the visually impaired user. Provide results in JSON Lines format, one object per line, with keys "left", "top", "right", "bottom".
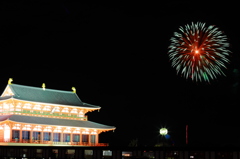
{"left": 42, "top": 83, "right": 46, "bottom": 90}
{"left": 72, "top": 87, "right": 76, "bottom": 93}
{"left": 8, "top": 78, "right": 13, "bottom": 84}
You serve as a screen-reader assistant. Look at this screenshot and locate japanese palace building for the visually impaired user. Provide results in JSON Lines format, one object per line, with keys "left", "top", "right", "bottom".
{"left": 0, "top": 79, "right": 115, "bottom": 146}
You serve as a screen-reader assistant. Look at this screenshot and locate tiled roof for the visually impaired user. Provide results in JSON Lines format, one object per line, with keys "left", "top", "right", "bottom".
{"left": 7, "top": 84, "right": 100, "bottom": 108}
{"left": 0, "top": 114, "right": 115, "bottom": 130}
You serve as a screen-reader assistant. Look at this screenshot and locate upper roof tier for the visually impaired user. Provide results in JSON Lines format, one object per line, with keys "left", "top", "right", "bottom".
{"left": 1, "top": 83, "right": 100, "bottom": 109}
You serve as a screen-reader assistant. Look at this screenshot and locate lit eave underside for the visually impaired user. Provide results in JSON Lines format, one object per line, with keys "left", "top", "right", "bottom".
{"left": 12, "top": 98, "right": 101, "bottom": 111}
{"left": 7, "top": 120, "right": 115, "bottom": 132}
{"left": 0, "top": 115, "right": 115, "bottom": 131}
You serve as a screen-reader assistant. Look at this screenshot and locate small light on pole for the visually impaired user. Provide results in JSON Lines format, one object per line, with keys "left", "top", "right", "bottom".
{"left": 160, "top": 128, "right": 168, "bottom": 159}
{"left": 160, "top": 128, "right": 168, "bottom": 136}
{"left": 160, "top": 128, "right": 168, "bottom": 147}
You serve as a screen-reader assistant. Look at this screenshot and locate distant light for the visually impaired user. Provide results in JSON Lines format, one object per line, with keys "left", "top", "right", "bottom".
{"left": 165, "top": 134, "right": 170, "bottom": 139}
{"left": 160, "top": 128, "right": 168, "bottom": 136}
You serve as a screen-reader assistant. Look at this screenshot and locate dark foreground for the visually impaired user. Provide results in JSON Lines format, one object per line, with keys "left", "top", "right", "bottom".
{"left": 1, "top": 145, "right": 240, "bottom": 159}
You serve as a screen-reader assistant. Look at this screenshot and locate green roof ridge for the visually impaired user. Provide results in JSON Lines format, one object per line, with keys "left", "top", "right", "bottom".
{"left": 9, "top": 83, "right": 74, "bottom": 94}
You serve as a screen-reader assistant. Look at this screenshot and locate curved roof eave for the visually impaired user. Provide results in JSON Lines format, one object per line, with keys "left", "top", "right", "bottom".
{"left": 0, "top": 95, "right": 13, "bottom": 101}
{"left": 8, "top": 120, "right": 116, "bottom": 131}
{"left": 12, "top": 98, "right": 101, "bottom": 110}
{"left": 3, "top": 115, "right": 115, "bottom": 130}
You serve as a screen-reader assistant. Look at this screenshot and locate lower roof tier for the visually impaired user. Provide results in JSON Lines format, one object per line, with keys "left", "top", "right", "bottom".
{"left": 0, "top": 114, "right": 115, "bottom": 131}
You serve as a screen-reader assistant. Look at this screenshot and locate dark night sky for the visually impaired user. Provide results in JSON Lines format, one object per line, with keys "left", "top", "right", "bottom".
{"left": 1, "top": 1, "right": 240, "bottom": 147}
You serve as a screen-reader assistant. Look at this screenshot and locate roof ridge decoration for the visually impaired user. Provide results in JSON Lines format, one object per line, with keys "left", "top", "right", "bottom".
{"left": 8, "top": 78, "right": 13, "bottom": 85}
{"left": 42, "top": 83, "right": 46, "bottom": 90}
{"left": 72, "top": 87, "right": 76, "bottom": 93}
{"left": 5, "top": 79, "right": 76, "bottom": 94}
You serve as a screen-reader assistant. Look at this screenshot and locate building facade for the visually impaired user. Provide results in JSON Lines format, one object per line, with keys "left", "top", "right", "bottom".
{"left": 0, "top": 79, "right": 115, "bottom": 146}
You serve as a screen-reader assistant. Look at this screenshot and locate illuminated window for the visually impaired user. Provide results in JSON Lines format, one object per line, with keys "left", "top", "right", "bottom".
{"left": 43, "top": 132, "right": 51, "bottom": 141}
{"left": 73, "top": 134, "right": 80, "bottom": 142}
{"left": 122, "top": 151, "right": 132, "bottom": 157}
{"left": 84, "top": 150, "right": 93, "bottom": 156}
{"left": 82, "top": 135, "right": 89, "bottom": 142}
{"left": 53, "top": 133, "right": 61, "bottom": 142}
{"left": 103, "top": 150, "right": 112, "bottom": 156}
{"left": 63, "top": 133, "right": 70, "bottom": 142}
{"left": 90, "top": 135, "right": 95, "bottom": 143}
{"left": 12, "top": 130, "right": 20, "bottom": 139}
{"left": 22, "top": 131, "right": 30, "bottom": 139}
{"left": 33, "top": 131, "right": 41, "bottom": 140}
{"left": 66, "top": 149, "right": 75, "bottom": 156}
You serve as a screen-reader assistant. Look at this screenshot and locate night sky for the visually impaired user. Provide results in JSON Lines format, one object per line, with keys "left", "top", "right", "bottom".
{"left": 1, "top": 1, "right": 240, "bottom": 147}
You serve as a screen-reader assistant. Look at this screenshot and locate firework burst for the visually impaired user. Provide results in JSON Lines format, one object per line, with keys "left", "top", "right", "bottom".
{"left": 168, "top": 22, "right": 231, "bottom": 82}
